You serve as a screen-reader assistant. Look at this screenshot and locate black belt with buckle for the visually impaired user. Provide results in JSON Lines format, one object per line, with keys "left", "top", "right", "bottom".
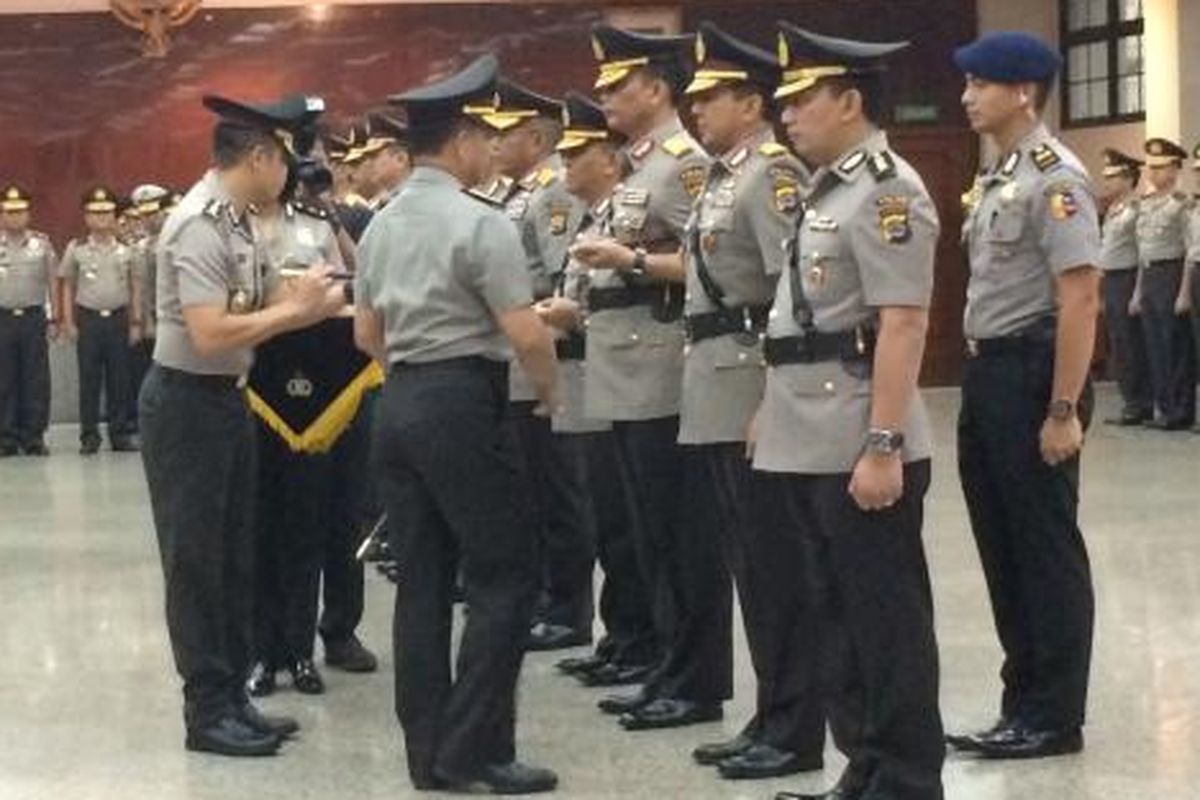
{"left": 587, "top": 285, "right": 662, "bottom": 311}
{"left": 1147, "top": 258, "right": 1183, "bottom": 269}
{"left": 1, "top": 306, "right": 41, "bottom": 318}
{"left": 965, "top": 318, "right": 1056, "bottom": 358}
{"left": 78, "top": 305, "right": 125, "bottom": 319}
{"left": 685, "top": 305, "right": 771, "bottom": 344}
{"left": 763, "top": 327, "right": 876, "bottom": 366}
{"left": 555, "top": 332, "right": 586, "bottom": 361}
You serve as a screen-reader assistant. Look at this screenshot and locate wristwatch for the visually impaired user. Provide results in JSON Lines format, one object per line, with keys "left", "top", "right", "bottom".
{"left": 630, "top": 247, "right": 648, "bottom": 276}
{"left": 1047, "top": 399, "right": 1076, "bottom": 421}
{"left": 864, "top": 428, "right": 905, "bottom": 456}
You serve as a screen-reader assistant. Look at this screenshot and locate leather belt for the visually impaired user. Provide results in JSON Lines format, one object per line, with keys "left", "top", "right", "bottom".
{"left": 965, "top": 318, "right": 1056, "bottom": 358}
{"left": 685, "top": 305, "right": 770, "bottom": 344}
{"left": 763, "top": 327, "right": 876, "bottom": 366}
{"left": 587, "top": 285, "right": 662, "bottom": 311}
{"left": 1, "top": 306, "right": 41, "bottom": 318}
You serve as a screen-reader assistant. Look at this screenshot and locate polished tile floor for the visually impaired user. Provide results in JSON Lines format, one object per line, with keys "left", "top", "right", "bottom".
{"left": 1, "top": 385, "right": 1198, "bottom": 800}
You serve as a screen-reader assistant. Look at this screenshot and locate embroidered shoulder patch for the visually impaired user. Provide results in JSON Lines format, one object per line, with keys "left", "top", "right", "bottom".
{"left": 876, "top": 195, "right": 912, "bottom": 243}
{"left": 770, "top": 166, "right": 801, "bottom": 214}
{"left": 549, "top": 206, "right": 570, "bottom": 235}
{"left": 1045, "top": 181, "right": 1079, "bottom": 220}
{"left": 680, "top": 165, "right": 707, "bottom": 199}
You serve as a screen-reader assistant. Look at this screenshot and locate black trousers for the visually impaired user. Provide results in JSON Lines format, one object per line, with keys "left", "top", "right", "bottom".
{"left": 642, "top": 444, "right": 735, "bottom": 702}
{"left": 128, "top": 336, "right": 154, "bottom": 432}
{"left": 76, "top": 306, "right": 133, "bottom": 443}
{"left": 0, "top": 307, "right": 50, "bottom": 449}
{"left": 958, "top": 343, "right": 1095, "bottom": 730}
{"left": 374, "top": 358, "right": 538, "bottom": 786}
{"left": 1140, "top": 261, "right": 1197, "bottom": 425}
{"left": 1191, "top": 264, "right": 1200, "bottom": 391}
{"left": 319, "top": 399, "right": 370, "bottom": 647}
{"left": 139, "top": 364, "right": 257, "bottom": 729}
{"left": 507, "top": 402, "right": 595, "bottom": 632}
{"left": 568, "top": 430, "right": 656, "bottom": 666}
{"left": 752, "top": 462, "right": 942, "bottom": 800}
{"left": 610, "top": 417, "right": 685, "bottom": 675}
{"left": 1102, "top": 269, "right": 1152, "bottom": 417}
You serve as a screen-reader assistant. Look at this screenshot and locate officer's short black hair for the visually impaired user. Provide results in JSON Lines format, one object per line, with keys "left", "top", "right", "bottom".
{"left": 212, "top": 122, "right": 284, "bottom": 169}
{"left": 407, "top": 118, "right": 493, "bottom": 158}
{"left": 1032, "top": 78, "right": 1055, "bottom": 112}
{"left": 631, "top": 63, "right": 687, "bottom": 106}
{"left": 822, "top": 74, "right": 884, "bottom": 125}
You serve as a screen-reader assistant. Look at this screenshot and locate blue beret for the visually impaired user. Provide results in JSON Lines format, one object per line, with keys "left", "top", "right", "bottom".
{"left": 953, "top": 31, "right": 1062, "bottom": 83}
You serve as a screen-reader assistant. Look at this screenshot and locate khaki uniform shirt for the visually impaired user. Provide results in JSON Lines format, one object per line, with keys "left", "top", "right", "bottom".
{"left": 59, "top": 236, "right": 137, "bottom": 312}
{"left": 0, "top": 230, "right": 56, "bottom": 310}
{"left": 1136, "top": 189, "right": 1192, "bottom": 264}
{"left": 1098, "top": 196, "right": 1139, "bottom": 272}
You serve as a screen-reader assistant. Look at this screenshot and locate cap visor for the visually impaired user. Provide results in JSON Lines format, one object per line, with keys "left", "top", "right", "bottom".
{"left": 1, "top": 202, "right": 30, "bottom": 212}
{"left": 774, "top": 76, "right": 819, "bottom": 100}
{"left": 478, "top": 113, "right": 527, "bottom": 132}
{"left": 1146, "top": 155, "right": 1181, "bottom": 167}
{"left": 84, "top": 203, "right": 117, "bottom": 213}
{"left": 684, "top": 76, "right": 725, "bottom": 96}
{"left": 595, "top": 67, "right": 633, "bottom": 90}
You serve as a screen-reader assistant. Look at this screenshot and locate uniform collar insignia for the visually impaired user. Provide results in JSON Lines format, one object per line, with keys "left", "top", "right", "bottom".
{"left": 999, "top": 151, "right": 1022, "bottom": 177}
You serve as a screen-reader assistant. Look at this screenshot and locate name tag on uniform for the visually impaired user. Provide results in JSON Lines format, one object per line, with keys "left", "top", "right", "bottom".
{"left": 621, "top": 189, "right": 649, "bottom": 207}
{"left": 809, "top": 216, "right": 839, "bottom": 232}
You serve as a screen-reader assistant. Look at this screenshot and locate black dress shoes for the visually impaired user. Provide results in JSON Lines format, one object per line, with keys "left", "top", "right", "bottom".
{"left": 238, "top": 701, "right": 300, "bottom": 739}
{"left": 526, "top": 623, "right": 592, "bottom": 652}
{"left": 110, "top": 435, "right": 140, "bottom": 452}
{"left": 579, "top": 661, "right": 654, "bottom": 687}
{"left": 0, "top": 444, "right": 18, "bottom": 457}
{"left": 718, "top": 744, "right": 823, "bottom": 780}
{"left": 556, "top": 653, "right": 607, "bottom": 676}
{"left": 973, "top": 725, "right": 1083, "bottom": 759}
{"left": 22, "top": 440, "right": 49, "bottom": 456}
{"left": 598, "top": 688, "right": 654, "bottom": 715}
{"left": 693, "top": 732, "right": 754, "bottom": 765}
{"left": 246, "top": 661, "right": 276, "bottom": 698}
{"left": 775, "top": 788, "right": 858, "bottom": 800}
{"left": 79, "top": 439, "right": 100, "bottom": 456}
{"left": 946, "top": 717, "right": 1015, "bottom": 752}
{"left": 324, "top": 635, "right": 378, "bottom": 672}
{"left": 433, "top": 761, "right": 559, "bottom": 794}
{"left": 288, "top": 659, "right": 325, "bottom": 694}
{"left": 185, "top": 715, "right": 280, "bottom": 757}
{"left": 619, "top": 698, "right": 723, "bottom": 731}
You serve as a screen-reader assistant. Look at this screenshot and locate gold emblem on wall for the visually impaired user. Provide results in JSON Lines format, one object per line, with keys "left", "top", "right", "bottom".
{"left": 110, "top": 0, "right": 203, "bottom": 59}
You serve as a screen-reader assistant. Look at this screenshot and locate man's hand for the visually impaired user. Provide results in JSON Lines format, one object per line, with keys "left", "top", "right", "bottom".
{"left": 569, "top": 237, "right": 635, "bottom": 272}
{"left": 128, "top": 321, "right": 144, "bottom": 346}
{"left": 1040, "top": 414, "right": 1084, "bottom": 466}
{"left": 534, "top": 296, "right": 581, "bottom": 331}
{"left": 744, "top": 411, "right": 759, "bottom": 461}
{"left": 1174, "top": 291, "right": 1192, "bottom": 317}
{"left": 281, "top": 265, "right": 337, "bottom": 326}
{"left": 46, "top": 321, "right": 60, "bottom": 342}
{"left": 848, "top": 451, "right": 904, "bottom": 512}
{"left": 62, "top": 322, "right": 79, "bottom": 343}
{"left": 1128, "top": 292, "right": 1141, "bottom": 316}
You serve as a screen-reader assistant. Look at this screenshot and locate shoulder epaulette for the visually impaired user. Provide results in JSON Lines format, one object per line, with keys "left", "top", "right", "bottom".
{"left": 463, "top": 188, "right": 505, "bottom": 208}
{"left": 867, "top": 150, "right": 897, "bottom": 182}
{"left": 759, "top": 142, "right": 789, "bottom": 158}
{"left": 535, "top": 166, "right": 558, "bottom": 188}
{"left": 202, "top": 198, "right": 227, "bottom": 220}
{"left": 661, "top": 134, "right": 694, "bottom": 159}
{"left": 293, "top": 201, "right": 330, "bottom": 221}
{"left": 1030, "top": 144, "right": 1061, "bottom": 172}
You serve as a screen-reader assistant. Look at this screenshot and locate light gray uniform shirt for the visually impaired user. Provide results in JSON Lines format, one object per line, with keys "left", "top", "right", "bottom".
{"left": 1188, "top": 197, "right": 1200, "bottom": 264}
{"left": 1098, "top": 196, "right": 1139, "bottom": 271}
{"left": 153, "top": 169, "right": 269, "bottom": 376}
{"left": 355, "top": 166, "right": 532, "bottom": 367}
{"left": 59, "top": 236, "right": 136, "bottom": 312}
{"left": 1136, "top": 190, "right": 1192, "bottom": 264}
{"left": 963, "top": 124, "right": 1100, "bottom": 339}
{"left": 253, "top": 201, "right": 344, "bottom": 278}
{"left": 0, "top": 230, "right": 56, "bottom": 309}
{"left": 753, "top": 130, "right": 937, "bottom": 475}
{"left": 680, "top": 128, "right": 803, "bottom": 445}
{"left": 583, "top": 115, "right": 708, "bottom": 422}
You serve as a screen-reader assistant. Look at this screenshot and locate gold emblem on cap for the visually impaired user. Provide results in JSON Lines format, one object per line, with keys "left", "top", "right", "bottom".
{"left": 6, "top": 188, "right": 18, "bottom": 200}
{"left": 777, "top": 34, "right": 790, "bottom": 67}
{"left": 94, "top": 189, "right": 107, "bottom": 201}
{"left": 695, "top": 34, "right": 707, "bottom": 64}
{"left": 592, "top": 34, "right": 605, "bottom": 62}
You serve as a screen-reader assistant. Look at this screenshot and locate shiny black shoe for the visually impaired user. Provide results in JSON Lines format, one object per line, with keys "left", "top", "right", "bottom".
{"left": 718, "top": 744, "right": 823, "bottom": 780}
{"left": 556, "top": 653, "right": 608, "bottom": 676}
{"left": 21, "top": 440, "right": 49, "bottom": 456}
{"left": 324, "top": 635, "right": 378, "bottom": 673}
{"left": 580, "top": 661, "right": 654, "bottom": 688}
{"left": 0, "top": 444, "right": 18, "bottom": 458}
{"left": 434, "top": 761, "right": 559, "bottom": 794}
{"left": 526, "top": 623, "right": 592, "bottom": 652}
{"left": 185, "top": 714, "right": 280, "bottom": 757}
{"left": 238, "top": 701, "right": 300, "bottom": 739}
{"left": 246, "top": 661, "right": 276, "bottom": 698}
{"left": 79, "top": 439, "right": 101, "bottom": 456}
{"left": 598, "top": 688, "right": 654, "bottom": 715}
{"left": 619, "top": 698, "right": 723, "bottom": 731}
{"left": 288, "top": 659, "right": 325, "bottom": 695}
{"left": 775, "top": 788, "right": 858, "bottom": 800}
{"left": 110, "top": 435, "right": 141, "bottom": 452}
{"left": 693, "top": 732, "right": 754, "bottom": 765}
{"left": 945, "top": 718, "right": 1016, "bottom": 752}
{"left": 974, "top": 725, "right": 1083, "bottom": 760}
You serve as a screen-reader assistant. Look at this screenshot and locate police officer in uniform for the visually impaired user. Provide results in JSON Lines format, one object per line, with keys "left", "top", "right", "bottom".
{"left": 1096, "top": 150, "right": 1151, "bottom": 425}
{"left": 754, "top": 24, "right": 944, "bottom": 800}
{"left": 536, "top": 93, "right": 655, "bottom": 682}
{"left": 950, "top": 31, "right": 1100, "bottom": 760}
{"left": 359, "top": 112, "right": 412, "bottom": 211}
{"left": 128, "top": 184, "right": 173, "bottom": 432}
{"left": 488, "top": 79, "right": 594, "bottom": 651}
{"left": 1185, "top": 143, "right": 1200, "bottom": 426}
{"left": 0, "top": 186, "right": 58, "bottom": 456}
{"left": 140, "top": 93, "right": 345, "bottom": 756}
{"left": 60, "top": 186, "right": 142, "bottom": 454}
{"left": 1133, "top": 137, "right": 1195, "bottom": 430}
{"left": 573, "top": 24, "right": 712, "bottom": 726}
{"left": 679, "top": 22, "right": 824, "bottom": 781}
{"left": 354, "top": 54, "right": 559, "bottom": 794}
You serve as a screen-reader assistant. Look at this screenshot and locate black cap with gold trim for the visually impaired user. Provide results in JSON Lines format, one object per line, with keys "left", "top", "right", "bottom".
{"left": 557, "top": 91, "right": 623, "bottom": 153}
{"left": 1144, "top": 137, "right": 1187, "bottom": 167}
{"left": 591, "top": 24, "right": 693, "bottom": 92}
{"left": 686, "top": 22, "right": 779, "bottom": 96}
{"left": 1101, "top": 148, "right": 1142, "bottom": 179}
{"left": 388, "top": 54, "right": 503, "bottom": 131}
{"left": 132, "top": 184, "right": 171, "bottom": 215}
{"left": 357, "top": 111, "right": 410, "bottom": 159}
{"left": 202, "top": 94, "right": 322, "bottom": 159}
{"left": 1, "top": 185, "right": 31, "bottom": 213}
{"left": 774, "top": 22, "right": 908, "bottom": 100}
{"left": 483, "top": 79, "right": 562, "bottom": 132}
{"left": 82, "top": 186, "right": 118, "bottom": 214}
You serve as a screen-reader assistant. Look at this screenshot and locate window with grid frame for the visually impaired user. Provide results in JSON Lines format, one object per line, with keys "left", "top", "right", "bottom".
{"left": 1060, "top": 0, "right": 1145, "bottom": 127}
